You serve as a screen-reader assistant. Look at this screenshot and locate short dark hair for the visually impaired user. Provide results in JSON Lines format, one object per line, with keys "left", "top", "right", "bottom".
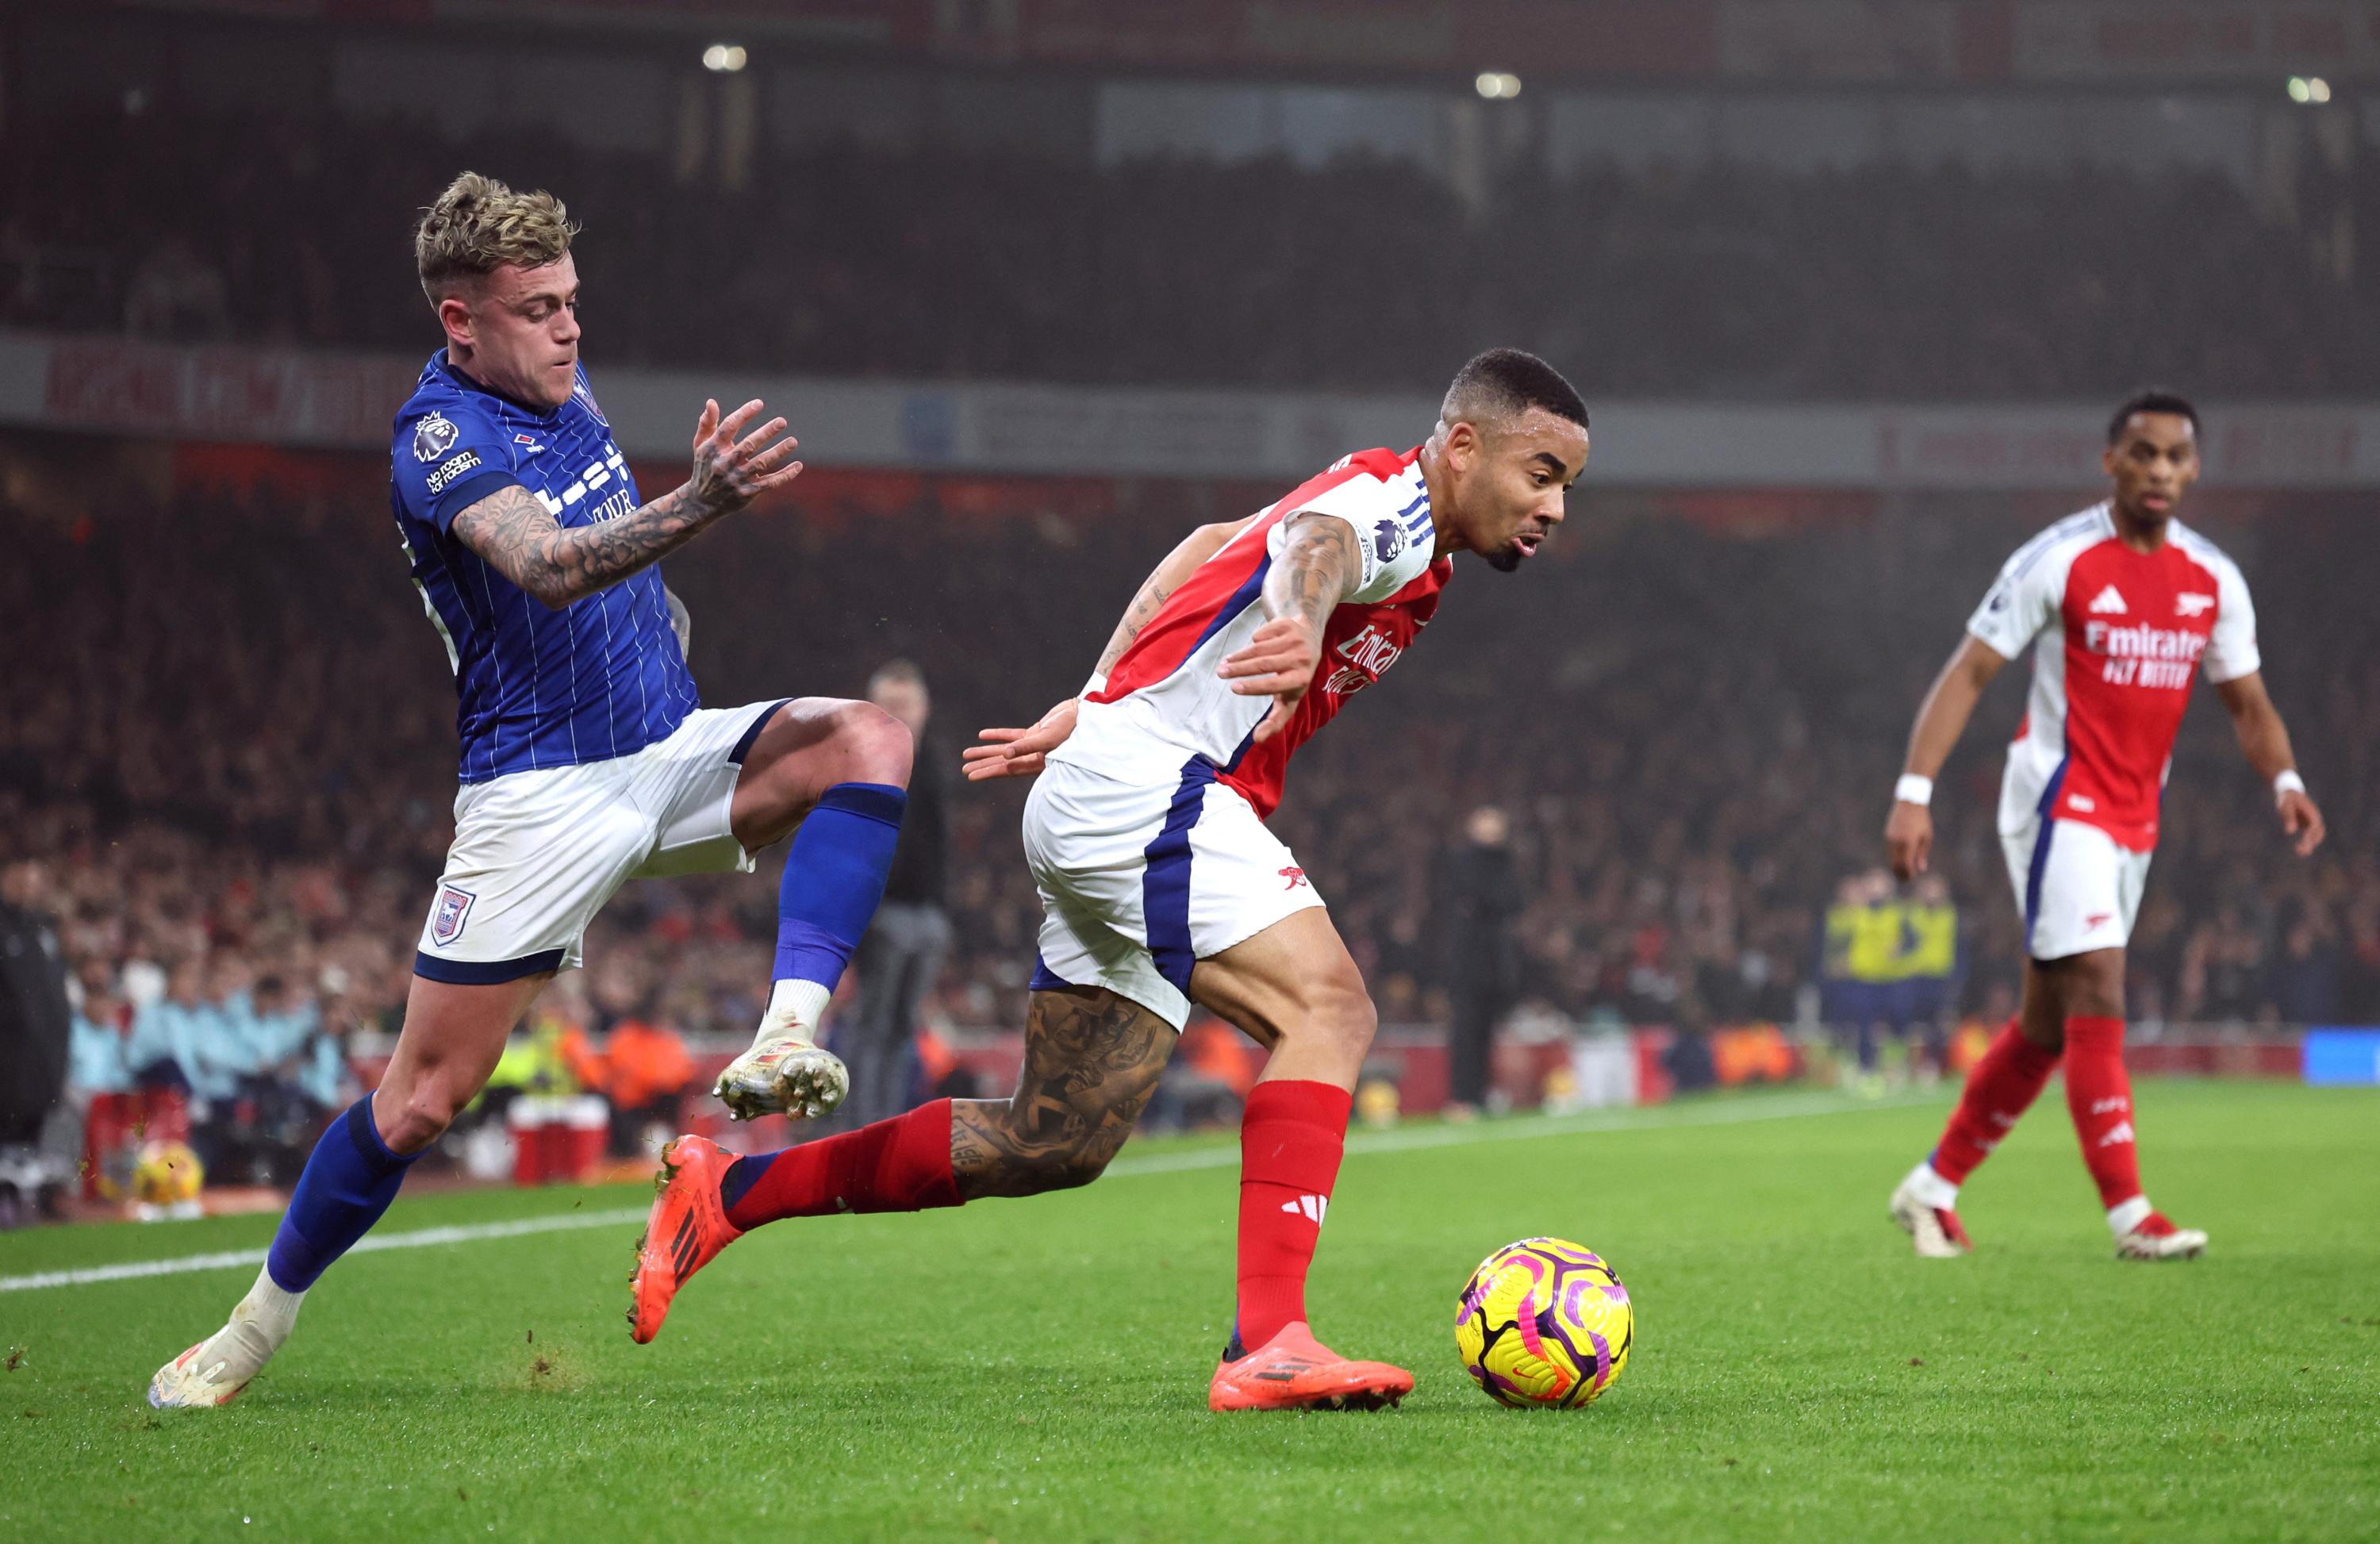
{"left": 2107, "top": 390, "right": 2198, "bottom": 445}
{"left": 1442, "top": 348, "right": 1588, "bottom": 432}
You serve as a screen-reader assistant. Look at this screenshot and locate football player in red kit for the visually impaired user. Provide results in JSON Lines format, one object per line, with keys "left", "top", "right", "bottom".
{"left": 1884, "top": 392, "right": 2324, "bottom": 1261}
{"left": 631, "top": 350, "right": 1591, "bottom": 1406}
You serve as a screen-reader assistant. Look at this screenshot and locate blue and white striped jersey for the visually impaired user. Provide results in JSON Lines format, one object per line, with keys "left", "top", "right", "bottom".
{"left": 389, "top": 352, "right": 699, "bottom": 783}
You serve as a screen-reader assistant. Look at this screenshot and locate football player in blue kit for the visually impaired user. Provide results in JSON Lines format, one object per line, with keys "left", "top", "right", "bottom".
{"left": 149, "top": 172, "right": 908, "bottom": 1407}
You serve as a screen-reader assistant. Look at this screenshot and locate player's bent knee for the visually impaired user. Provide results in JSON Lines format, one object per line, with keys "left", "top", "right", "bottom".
{"left": 835, "top": 700, "right": 915, "bottom": 785}
{"left": 989, "top": 1102, "right": 1138, "bottom": 1195}
{"left": 1040, "top": 1146, "right": 1114, "bottom": 1193}
{"left": 984, "top": 1132, "right": 1114, "bottom": 1196}
{"left": 377, "top": 1094, "right": 452, "bottom": 1157}
{"left": 1299, "top": 974, "right": 1379, "bottom": 1057}
{"left": 377, "top": 1069, "right": 478, "bottom": 1155}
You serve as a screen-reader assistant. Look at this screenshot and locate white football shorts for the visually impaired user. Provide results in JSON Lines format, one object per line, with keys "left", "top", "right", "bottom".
{"left": 414, "top": 699, "right": 787, "bottom": 983}
{"left": 2000, "top": 815, "right": 2152, "bottom": 962}
{"left": 1020, "top": 756, "right": 1325, "bottom": 1030}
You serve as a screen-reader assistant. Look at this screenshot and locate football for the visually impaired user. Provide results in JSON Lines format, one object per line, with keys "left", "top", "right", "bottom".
{"left": 1454, "top": 1237, "right": 1633, "bottom": 1408}
{"left": 132, "top": 1140, "right": 205, "bottom": 1208}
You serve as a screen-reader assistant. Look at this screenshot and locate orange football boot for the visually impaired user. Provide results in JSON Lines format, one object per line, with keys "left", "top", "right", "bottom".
{"left": 1207, "top": 1320, "right": 1414, "bottom": 1411}
{"left": 628, "top": 1135, "right": 744, "bottom": 1344}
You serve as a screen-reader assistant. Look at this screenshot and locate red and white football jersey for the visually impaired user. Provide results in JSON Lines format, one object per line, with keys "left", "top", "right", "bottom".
{"left": 1967, "top": 502, "right": 2259, "bottom": 851}
{"left": 1052, "top": 446, "right": 1447, "bottom": 819}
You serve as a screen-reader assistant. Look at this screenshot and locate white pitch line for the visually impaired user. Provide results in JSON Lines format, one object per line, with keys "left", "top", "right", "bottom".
{"left": 0, "top": 1091, "right": 1933, "bottom": 1293}
{"left": 0, "top": 1208, "right": 648, "bottom": 1294}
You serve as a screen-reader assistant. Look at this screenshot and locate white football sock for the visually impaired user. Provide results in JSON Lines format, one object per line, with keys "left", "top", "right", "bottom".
{"left": 2106, "top": 1196, "right": 2152, "bottom": 1235}
{"left": 201, "top": 1265, "right": 306, "bottom": 1383}
{"left": 1905, "top": 1161, "right": 1959, "bottom": 1210}
{"left": 754, "top": 978, "right": 831, "bottom": 1047}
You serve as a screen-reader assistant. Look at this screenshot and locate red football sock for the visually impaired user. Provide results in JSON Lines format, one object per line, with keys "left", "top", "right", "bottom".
{"left": 1234, "top": 1079, "right": 1352, "bottom": 1350}
{"left": 2061, "top": 1016, "right": 2143, "bottom": 1209}
{"left": 720, "top": 1099, "right": 960, "bottom": 1230}
{"left": 1931, "top": 1019, "right": 2059, "bottom": 1186}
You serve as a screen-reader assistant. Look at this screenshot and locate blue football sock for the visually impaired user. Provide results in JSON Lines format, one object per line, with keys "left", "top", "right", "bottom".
{"left": 264, "top": 1095, "right": 420, "bottom": 1292}
{"left": 774, "top": 782, "right": 907, "bottom": 992}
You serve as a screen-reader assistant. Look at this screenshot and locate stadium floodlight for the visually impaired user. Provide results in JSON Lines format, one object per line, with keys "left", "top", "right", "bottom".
{"left": 1474, "top": 71, "right": 1522, "bottom": 101}
{"left": 703, "top": 43, "right": 749, "bottom": 73}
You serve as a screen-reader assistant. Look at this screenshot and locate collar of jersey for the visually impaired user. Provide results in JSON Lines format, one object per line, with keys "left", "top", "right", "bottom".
{"left": 435, "top": 350, "right": 564, "bottom": 421}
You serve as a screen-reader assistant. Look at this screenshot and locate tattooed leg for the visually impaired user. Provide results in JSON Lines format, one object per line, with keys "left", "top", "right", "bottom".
{"left": 950, "top": 985, "right": 1177, "bottom": 1200}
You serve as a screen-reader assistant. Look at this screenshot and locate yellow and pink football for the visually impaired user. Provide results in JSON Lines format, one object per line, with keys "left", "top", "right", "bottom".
{"left": 1454, "top": 1237, "right": 1633, "bottom": 1408}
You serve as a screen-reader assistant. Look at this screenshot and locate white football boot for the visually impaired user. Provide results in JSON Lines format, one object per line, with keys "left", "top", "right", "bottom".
{"left": 712, "top": 980, "right": 847, "bottom": 1121}
{"left": 713, "top": 1035, "right": 848, "bottom": 1120}
{"left": 1889, "top": 1166, "right": 1973, "bottom": 1258}
{"left": 148, "top": 1266, "right": 304, "bottom": 1408}
{"left": 2109, "top": 1198, "right": 2206, "bottom": 1261}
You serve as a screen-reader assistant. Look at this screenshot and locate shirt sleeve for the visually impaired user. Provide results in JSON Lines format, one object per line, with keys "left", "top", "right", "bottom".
{"left": 1275, "top": 478, "right": 1436, "bottom": 605}
{"left": 1965, "top": 538, "right": 2065, "bottom": 661}
{"left": 392, "top": 401, "right": 522, "bottom": 533}
{"left": 2202, "top": 555, "right": 2261, "bottom": 684}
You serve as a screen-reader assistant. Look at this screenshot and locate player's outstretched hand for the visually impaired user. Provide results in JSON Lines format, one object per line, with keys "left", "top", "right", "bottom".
{"left": 962, "top": 698, "right": 1079, "bottom": 782}
{"left": 2278, "top": 787, "right": 2327, "bottom": 858}
{"left": 688, "top": 398, "right": 804, "bottom": 517}
{"left": 1884, "top": 801, "right": 1933, "bottom": 880}
{"left": 1219, "top": 615, "right": 1321, "bottom": 743}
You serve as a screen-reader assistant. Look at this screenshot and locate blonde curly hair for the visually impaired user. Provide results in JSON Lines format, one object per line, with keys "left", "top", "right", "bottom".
{"left": 413, "top": 171, "right": 580, "bottom": 304}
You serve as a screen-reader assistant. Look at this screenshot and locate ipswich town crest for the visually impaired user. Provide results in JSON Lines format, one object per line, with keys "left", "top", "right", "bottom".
{"left": 431, "top": 885, "right": 475, "bottom": 946}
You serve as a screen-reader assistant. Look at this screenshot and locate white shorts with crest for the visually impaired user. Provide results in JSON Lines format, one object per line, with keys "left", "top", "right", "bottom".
{"left": 414, "top": 700, "right": 785, "bottom": 983}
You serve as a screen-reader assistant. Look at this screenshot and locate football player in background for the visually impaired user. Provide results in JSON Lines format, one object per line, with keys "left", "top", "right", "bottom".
{"left": 1883, "top": 392, "right": 2324, "bottom": 1261}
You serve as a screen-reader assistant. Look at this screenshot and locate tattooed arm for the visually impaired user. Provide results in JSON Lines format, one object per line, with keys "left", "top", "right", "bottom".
{"left": 1215, "top": 510, "right": 1362, "bottom": 743}
{"left": 449, "top": 398, "right": 801, "bottom": 609}
{"left": 961, "top": 516, "right": 1251, "bottom": 782}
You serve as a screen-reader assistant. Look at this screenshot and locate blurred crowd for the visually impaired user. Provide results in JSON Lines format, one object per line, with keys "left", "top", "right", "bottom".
{"left": 6, "top": 472, "right": 2376, "bottom": 1134}
{"left": 6, "top": 104, "right": 2378, "bottom": 400}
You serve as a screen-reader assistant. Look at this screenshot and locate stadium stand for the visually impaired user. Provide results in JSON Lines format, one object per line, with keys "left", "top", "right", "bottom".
{"left": 5, "top": 104, "right": 2376, "bottom": 398}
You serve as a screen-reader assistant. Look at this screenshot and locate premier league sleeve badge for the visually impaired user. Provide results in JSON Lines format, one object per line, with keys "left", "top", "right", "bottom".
{"left": 413, "top": 412, "right": 462, "bottom": 463}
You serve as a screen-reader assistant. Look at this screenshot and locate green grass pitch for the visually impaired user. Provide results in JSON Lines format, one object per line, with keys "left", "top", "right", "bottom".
{"left": 2, "top": 1080, "right": 2374, "bottom": 1542}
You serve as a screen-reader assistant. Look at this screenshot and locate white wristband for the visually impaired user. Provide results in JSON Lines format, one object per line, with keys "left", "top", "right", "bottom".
{"left": 2274, "top": 770, "right": 2305, "bottom": 801}
{"left": 1081, "top": 672, "right": 1107, "bottom": 700}
{"left": 1894, "top": 774, "right": 1934, "bottom": 808}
